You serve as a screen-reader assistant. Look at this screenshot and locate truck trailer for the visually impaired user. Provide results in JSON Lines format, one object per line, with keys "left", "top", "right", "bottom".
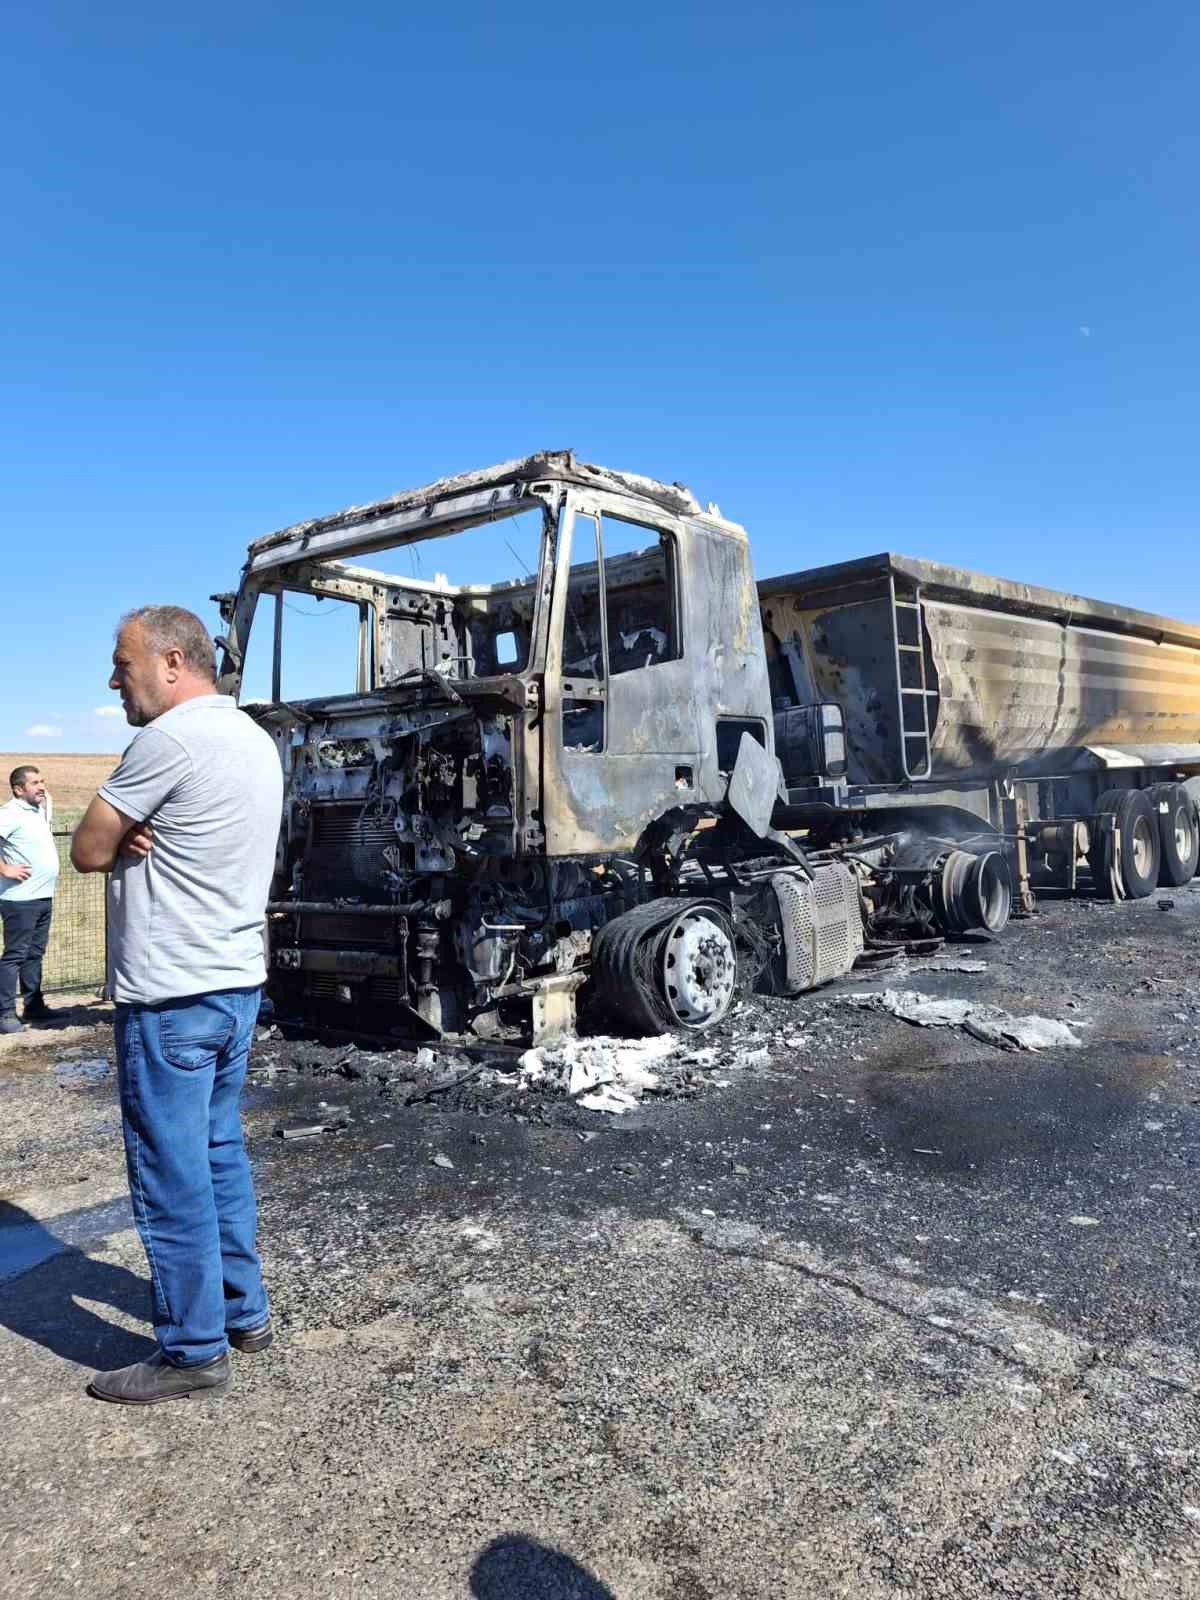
{"left": 212, "top": 451, "right": 1200, "bottom": 1042}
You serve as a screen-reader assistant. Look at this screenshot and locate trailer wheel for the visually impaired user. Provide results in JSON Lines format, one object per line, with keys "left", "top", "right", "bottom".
{"left": 1088, "top": 788, "right": 1159, "bottom": 899}
{"left": 1149, "top": 783, "right": 1200, "bottom": 886}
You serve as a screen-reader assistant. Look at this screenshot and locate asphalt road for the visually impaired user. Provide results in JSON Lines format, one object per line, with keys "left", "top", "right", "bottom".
{"left": 2, "top": 888, "right": 1200, "bottom": 1597}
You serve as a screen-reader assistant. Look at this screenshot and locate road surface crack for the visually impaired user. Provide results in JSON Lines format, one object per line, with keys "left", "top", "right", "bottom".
{"left": 690, "top": 1225, "right": 1093, "bottom": 1386}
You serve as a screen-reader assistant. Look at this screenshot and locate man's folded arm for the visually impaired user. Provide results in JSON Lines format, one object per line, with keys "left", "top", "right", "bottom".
{"left": 71, "top": 796, "right": 139, "bottom": 873}
{"left": 72, "top": 728, "right": 191, "bottom": 873}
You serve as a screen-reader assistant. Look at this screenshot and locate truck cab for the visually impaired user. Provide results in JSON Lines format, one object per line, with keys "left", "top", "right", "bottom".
{"left": 215, "top": 451, "right": 774, "bottom": 1039}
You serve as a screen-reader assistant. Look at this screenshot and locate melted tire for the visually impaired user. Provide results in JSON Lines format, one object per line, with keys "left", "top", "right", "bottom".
{"left": 591, "top": 900, "right": 681, "bottom": 1034}
{"left": 591, "top": 899, "right": 736, "bottom": 1034}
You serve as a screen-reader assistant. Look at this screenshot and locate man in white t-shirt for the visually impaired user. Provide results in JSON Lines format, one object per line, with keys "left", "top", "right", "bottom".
{"left": 0, "top": 764, "right": 60, "bottom": 1032}
{"left": 72, "top": 605, "right": 283, "bottom": 1405}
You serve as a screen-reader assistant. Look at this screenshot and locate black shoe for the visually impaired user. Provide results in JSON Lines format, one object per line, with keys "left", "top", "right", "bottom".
{"left": 88, "top": 1348, "right": 230, "bottom": 1405}
{"left": 22, "top": 997, "right": 52, "bottom": 1023}
{"left": 227, "top": 1317, "right": 273, "bottom": 1353}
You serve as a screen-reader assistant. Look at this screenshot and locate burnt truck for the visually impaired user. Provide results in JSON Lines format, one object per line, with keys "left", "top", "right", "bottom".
{"left": 212, "top": 451, "right": 1200, "bottom": 1042}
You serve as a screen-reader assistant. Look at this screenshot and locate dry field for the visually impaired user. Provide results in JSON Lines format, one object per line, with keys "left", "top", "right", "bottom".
{"left": 1, "top": 753, "right": 120, "bottom": 825}
{"left": 1, "top": 754, "right": 119, "bottom": 994}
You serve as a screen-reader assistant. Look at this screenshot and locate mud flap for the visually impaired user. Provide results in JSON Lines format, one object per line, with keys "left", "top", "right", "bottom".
{"left": 1093, "top": 815, "right": 1125, "bottom": 900}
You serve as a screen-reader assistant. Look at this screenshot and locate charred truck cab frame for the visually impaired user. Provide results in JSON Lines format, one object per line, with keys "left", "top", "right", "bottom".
{"left": 217, "top": 452, "right": 1200, "bottom": 1045}
{"left": 215, "top": 453, "right": 798, "bottom": 1042}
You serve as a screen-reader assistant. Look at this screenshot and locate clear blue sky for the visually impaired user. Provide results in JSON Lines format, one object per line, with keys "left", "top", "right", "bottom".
{"left": 3, "top": 2, "right": 1197, "bottom": 754}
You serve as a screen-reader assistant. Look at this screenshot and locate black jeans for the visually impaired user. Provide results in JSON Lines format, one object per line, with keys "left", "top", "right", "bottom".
{"left": 0, "top": 898, "right": 53, "bottom": 1016}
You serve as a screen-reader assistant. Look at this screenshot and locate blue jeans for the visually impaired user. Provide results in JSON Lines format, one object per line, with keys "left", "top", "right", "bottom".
{"left": 115, "top": 987, "right": 269, "bottom": 1367}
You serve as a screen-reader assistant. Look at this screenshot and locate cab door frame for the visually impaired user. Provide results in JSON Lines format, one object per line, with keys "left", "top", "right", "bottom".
{"left": 540, "top": 489, "right": 703, "bottom": 856}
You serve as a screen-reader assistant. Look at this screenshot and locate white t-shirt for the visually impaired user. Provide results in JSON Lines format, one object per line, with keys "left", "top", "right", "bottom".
{"left": 100, "top": 695, "right": 283, "bottom": 1004}
{"left": 0, "top": 797, "right": 60, "bottom": 903}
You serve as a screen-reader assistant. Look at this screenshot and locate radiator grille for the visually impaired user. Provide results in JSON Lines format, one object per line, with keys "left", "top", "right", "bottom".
{"left": 307, "top": 975, "right": 406, "bottom": 1009}
{"left": 311, "top": 807, "right": 396, "bottom": 850}
{"left": 299, "top": 913, "right": 397, "bottom": 948}
{"left": 306, "top": 805, "right": 396, "bottom": 901}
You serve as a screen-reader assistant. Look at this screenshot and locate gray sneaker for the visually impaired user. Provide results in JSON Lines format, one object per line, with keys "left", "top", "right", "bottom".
{"left": 88, "top": 1348, "right": 231, "bottom": 1405}
{"left": 0, "top": 1015, "right": 25, "bottom": 1035}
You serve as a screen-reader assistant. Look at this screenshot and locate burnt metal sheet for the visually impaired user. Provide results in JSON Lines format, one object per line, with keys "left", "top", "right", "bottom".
{"left": 761, "top": 553, "right": 1200, "bottom": 784}
{"left": 765, "top": 594, "right": 901, "bottom": 786}
{"left": 1073, "top": 743, "right": 1200, "bottom": 769}
{"left": 543, "top": 511, "right": 771, "bottom": 855}
{"left": 759, "top": 551, "right": 1200, "bottom": 653}
{"left": 923, "top": 602, "right": 1200, "bottom": 776}
{"left": 727, "top": 732, "right": 778, "bottom": 837}
{"left": 247, "top": 451, "right": 743, "bottom": 570}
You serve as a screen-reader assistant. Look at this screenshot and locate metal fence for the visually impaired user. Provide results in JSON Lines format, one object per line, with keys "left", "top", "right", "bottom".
{"left": 41, "top": 831, "right": 107, "bottom": 994}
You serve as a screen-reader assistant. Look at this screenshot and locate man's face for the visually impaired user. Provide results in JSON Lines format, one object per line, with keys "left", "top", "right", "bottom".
{"left": 109, "top": 622, "right": 172, "bottom": 727}
{"left": 13, "top": 771, "right": 45, "bottom": 806}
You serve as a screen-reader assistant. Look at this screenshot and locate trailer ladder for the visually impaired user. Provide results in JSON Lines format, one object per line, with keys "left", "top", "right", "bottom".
{"left": 889, "top": 572, "right": 936, "bottom": 780}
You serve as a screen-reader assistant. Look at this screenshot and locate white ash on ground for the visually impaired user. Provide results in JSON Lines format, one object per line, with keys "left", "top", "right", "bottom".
{"left": 257, "top": 966, "right": 1042, "bottom": 1128}
{"left": 266, "top": 997, "right": 844, "bottom": 1125}
{"left": 840, "top": 953, "right": 989, "bottom": 982}
{"left": 840, "top": 988, "right": 1085, "bottom": 1051}
{"left": 513, "top": 1033, "right": 684, "bottom": 1114}
{"left": 272, "top": 1033, "right": 752, "bottom": 1126}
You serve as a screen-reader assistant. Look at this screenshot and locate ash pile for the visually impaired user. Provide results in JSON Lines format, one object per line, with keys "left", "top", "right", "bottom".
{"left": 252, "top": 993, "right": 875, "bottom": 1128}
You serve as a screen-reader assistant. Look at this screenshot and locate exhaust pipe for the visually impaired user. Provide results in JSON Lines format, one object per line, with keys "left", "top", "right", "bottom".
{"left": 933, "top": 849, "right": 1012, "bottom": 935}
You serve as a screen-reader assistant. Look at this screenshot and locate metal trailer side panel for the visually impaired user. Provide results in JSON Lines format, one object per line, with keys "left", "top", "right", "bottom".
{"left": 923, "top": 600, "right": 1200, "bottom": 777}
{"left": 759, "top": 553, "right": 1200, "bottom": 786}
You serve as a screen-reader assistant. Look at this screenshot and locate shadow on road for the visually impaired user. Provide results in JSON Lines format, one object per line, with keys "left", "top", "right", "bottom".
{"left": 28, "top": 1000, "right": 111, "bottom": 1029}
{"left": 470, "top": 1534, "right": 616, "bottom": 1599}
{"left": 0, "top": 1201, "right": 155, "bottom": 1369}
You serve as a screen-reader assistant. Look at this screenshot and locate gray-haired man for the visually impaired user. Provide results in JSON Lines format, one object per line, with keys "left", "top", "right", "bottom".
{"left": 72, "top": 605, "right": 283, "bottom": 1404}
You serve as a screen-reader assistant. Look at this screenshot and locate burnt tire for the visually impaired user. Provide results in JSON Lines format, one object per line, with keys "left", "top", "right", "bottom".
{"left": 1087, "top": 788, "right": 1159, "bottom": 900}
{"left": 1149, "top": 783, "right": 1200, "bottom": 886}
{"left": 591, "top": 899, "right": 737, "bottom": 1034}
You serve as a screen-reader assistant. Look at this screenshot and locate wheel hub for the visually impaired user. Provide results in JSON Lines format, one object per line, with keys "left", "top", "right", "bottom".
{"left": 1176, "top": 810, "right": 1194, "bottom": 859}
{"left": 1132, "top": 817, "right": 1153, "bottom": 878}
{"left": 661, "top": 910, "right": 736, "bottom": 1028}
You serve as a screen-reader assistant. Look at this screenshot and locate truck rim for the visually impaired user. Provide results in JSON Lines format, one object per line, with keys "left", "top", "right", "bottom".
{"left": 1175, "top": 806, "right": 1195, "bottom": 865}
{"left": 660, "top": 908, "right": 737, "bottom": 1029}
{"left": 1131, "top": 815, "right": 1155, "bottom": 881}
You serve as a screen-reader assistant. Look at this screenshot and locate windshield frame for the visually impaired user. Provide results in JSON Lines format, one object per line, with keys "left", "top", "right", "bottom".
{"left": 219, "top": 495, "right": 558, "bottom": 706}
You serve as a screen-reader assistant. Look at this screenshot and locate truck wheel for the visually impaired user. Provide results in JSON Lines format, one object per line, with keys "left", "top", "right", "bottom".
{"left": 660, "top": 906, "right": 737, "bottom": 1029}
{"left": 591, "top": 899, "right": 737, "bottom": 1034}
{"left": 1087, "top": 788, "right": 1159, "bottom": 899}
{"left": 1149, "top": 783, "right": 1200, "bottom": 886}
{"left": 933, "top": 849, "right": 1012, "bottom": 935}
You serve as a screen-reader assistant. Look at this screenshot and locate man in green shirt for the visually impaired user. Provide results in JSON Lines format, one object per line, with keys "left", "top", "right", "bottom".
{"left": 0, "top": 765, "right": 60, "bottom": 1032}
